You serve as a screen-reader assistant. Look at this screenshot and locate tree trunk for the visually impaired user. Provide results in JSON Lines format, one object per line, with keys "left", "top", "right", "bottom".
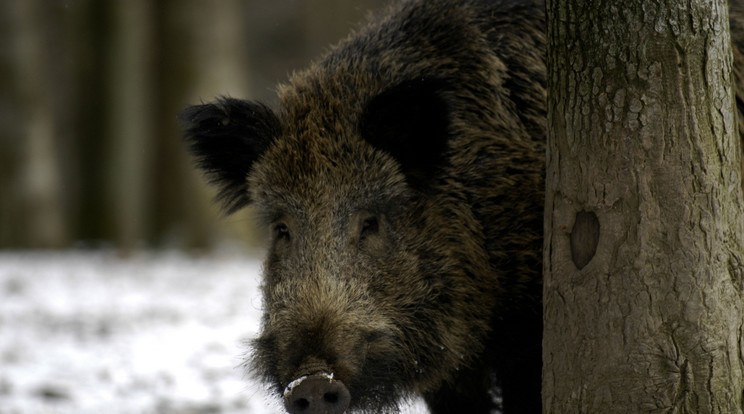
{"left": 543, "top": 0, "right": 744, "bottom": 412}
{"left": 4, "top": 0, "right": 70, "bottom": 248}
{"left": 106, "top": 0, "right": 156, "bottom": 251}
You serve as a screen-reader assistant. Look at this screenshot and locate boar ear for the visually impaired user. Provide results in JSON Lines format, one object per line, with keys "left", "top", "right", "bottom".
{"left": 180, "top": 97, "right": 280, "bottom": 213}
{"left": 360, "top": 77, "right": 450, "bottom": 189}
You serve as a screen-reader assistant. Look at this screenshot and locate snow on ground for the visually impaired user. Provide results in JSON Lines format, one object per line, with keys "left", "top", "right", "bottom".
{"left": 0, "top": 251, "right": 427, "bottom": 414}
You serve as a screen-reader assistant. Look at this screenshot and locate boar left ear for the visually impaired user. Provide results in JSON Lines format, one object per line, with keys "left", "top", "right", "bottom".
{"left": 180, "top": 97, "right": 280, "bottom": 213}
{"left": 360, "top": 77, "right": 451, "bottom": 190}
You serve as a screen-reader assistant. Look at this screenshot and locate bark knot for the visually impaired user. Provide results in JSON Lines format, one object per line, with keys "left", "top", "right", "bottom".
{"left": 570, "top": 210, "right": 600, "bottom": 270}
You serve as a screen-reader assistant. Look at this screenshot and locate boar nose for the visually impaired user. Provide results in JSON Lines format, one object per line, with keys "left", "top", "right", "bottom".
{"left": 284, "top": 374, "right": 350, "bottom": 414}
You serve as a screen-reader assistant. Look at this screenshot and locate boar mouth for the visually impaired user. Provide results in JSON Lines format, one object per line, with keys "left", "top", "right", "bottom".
{"left": 250, "top": 332, "right": 408, "bottom": 413}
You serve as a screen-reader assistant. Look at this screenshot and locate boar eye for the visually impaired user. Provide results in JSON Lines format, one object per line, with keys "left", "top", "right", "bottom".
{"left": 273, "top": 223, "right": 290, "bottom": 241}
{"left": 360, "top": 217, "right": 379, "bottom": 240}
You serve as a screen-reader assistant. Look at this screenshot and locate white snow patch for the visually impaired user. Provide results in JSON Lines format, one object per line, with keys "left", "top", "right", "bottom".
{"left": 283, "top": 375, "right": 307, "bottom": 399}
{"left": 0, "top": 251, "right": 428, "bottom": 413}
{"left": 283, "top": 372, "right": 336, "bottom": 399}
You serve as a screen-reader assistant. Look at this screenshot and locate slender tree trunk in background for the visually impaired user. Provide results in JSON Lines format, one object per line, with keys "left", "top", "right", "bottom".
{"left": 543, "top": 0, "right": 744, "bottom": 412}
{"left": 4, "top": 1, "right": 68, "bottom": 248}
{"left": 107, "top": 0, "right": 155, "bottom": 252}
{"left": 0, "top": 1, "right": 14, "bottom": 246}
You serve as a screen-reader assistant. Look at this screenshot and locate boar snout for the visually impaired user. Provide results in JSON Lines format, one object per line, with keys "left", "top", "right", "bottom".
{"left": 284, "top": 373, "right": 350, "bottom": 414}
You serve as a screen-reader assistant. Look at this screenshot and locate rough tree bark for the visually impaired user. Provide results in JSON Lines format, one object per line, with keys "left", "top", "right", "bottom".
{"left": 543, "top": 0, "right": 744, "bottom": 412}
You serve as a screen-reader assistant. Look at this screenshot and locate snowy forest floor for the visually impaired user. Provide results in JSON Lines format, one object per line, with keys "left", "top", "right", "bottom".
{"left": 0, "top": 251, "right": 426, "bottom": 414}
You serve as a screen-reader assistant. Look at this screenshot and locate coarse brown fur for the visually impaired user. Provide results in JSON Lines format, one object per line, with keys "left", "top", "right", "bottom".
{"left": 181, "top": 0, "right": 744, "bottom": 413}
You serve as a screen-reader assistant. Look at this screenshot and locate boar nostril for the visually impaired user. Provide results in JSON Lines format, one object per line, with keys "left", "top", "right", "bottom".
{"left": 284, "top": 374, "right": 350, "bottom": 414}
{"left": 294, "top": 398, "right": 310, "bottom": 410}
{"left": 324, "top": 391, "right": 338, "bottom": 403}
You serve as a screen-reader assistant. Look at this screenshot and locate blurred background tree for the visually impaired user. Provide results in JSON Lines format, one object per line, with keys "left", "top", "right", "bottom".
{"left": 0, "top": 0, "right": 386, "bottom": 251}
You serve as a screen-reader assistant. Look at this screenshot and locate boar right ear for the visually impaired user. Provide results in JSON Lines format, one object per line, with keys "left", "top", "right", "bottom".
{"left": 180, "top": 97, "right": 280, "bottom": 214}
{"left": 360, "top": 77, "right": 451, "bottom": 190}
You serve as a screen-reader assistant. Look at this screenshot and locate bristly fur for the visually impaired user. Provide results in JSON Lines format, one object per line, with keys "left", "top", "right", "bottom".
{"left": 179, "top": 97, "right": 280, "bottom": 214}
